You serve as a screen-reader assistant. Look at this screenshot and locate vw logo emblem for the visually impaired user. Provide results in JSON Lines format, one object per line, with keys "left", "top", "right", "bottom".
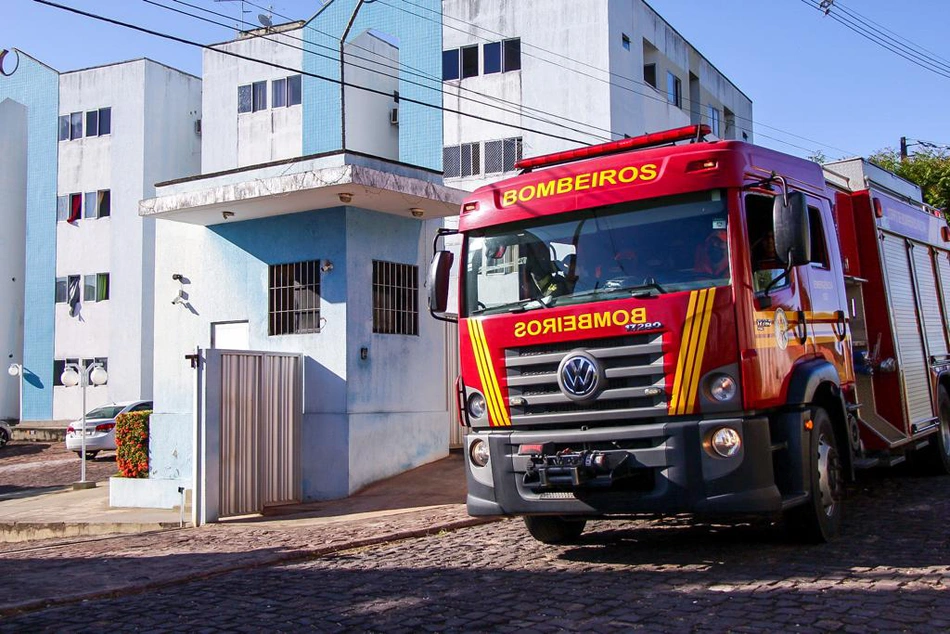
{"left": 557, "top": 352, "right": 602, "bottom": 401}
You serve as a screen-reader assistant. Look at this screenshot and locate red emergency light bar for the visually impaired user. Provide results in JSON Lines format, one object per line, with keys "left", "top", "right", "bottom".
{"left": 514, "top": 124, "right": 712, "bottom": 171}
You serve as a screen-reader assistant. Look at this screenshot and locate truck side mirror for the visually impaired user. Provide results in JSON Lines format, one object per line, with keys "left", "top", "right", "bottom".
{"left": 773, "top": 191, "right": 811, "bottom": 268}
{"left": 427, "top": 250, "right": 456, "bottom": 321}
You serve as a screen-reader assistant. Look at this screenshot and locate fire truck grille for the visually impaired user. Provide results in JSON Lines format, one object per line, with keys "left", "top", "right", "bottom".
{"left": 505, "top": 333, "right": 668, "bottom": 426}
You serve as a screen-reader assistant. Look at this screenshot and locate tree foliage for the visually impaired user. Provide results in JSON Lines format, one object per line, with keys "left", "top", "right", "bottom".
{"left": 869, "top": 148, "right": 950, "bottom": 213}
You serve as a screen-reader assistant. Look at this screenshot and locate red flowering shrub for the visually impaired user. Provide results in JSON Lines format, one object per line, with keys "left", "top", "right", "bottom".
{"left": 115, "top": 410, "right": 151, "bottom": 478}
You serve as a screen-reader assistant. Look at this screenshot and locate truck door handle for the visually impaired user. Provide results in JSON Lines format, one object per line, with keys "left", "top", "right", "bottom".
{"left": 833, "top": 310, "right": 847, "bottom": 342}
{"left": 796, "top": 310, "right": 808, "bottom": 345}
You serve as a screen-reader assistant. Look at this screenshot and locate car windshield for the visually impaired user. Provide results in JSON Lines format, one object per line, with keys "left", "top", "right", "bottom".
{"left": 84, "top": 406, "right": 126, "bottom": 419}
{"left": 464, "top": 191, "right": 729, "bottom": 315}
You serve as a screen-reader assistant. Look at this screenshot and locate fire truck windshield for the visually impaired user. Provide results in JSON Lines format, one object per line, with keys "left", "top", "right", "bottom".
{"left": 464, "top": 191, "right": 729, "bottom": 316}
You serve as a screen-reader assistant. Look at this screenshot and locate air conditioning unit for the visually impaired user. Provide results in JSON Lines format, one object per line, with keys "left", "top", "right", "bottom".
{"left": 389, "top": 107, "right": 399, "bottom": 125}
{"left": 194, "top": 119, "right": 202, "bottom": 135}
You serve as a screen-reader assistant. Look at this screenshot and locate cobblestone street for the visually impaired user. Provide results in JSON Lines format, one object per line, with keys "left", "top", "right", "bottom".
{"left": 0, "top": 442, "right": 117, "bottom": 495}
{"left": 1, "top": 468, "right": 948, "bottom": 632}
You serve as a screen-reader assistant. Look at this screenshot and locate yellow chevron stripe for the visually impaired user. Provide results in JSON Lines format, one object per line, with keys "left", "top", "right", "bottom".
{"left": 669, "top": 290, "right": 700, "bottom": 415}
{"left": 678, "top": 289, "right": 711, "bottom": 415}
{"left": 684, "top": 287, "right": 717, "bottom": 414}
{"left": 477, "top": 320, "right": 511, "bottom": 426}
{"left": 467, "top": 321, "right": 504, "bottom": 427}
{"left": 470, "top": 320, "right": 510, "bottom": 427}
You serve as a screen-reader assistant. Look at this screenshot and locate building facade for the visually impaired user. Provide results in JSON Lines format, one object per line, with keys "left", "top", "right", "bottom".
{"left": 1, "top": 52, "right": 200, "bottom": 424}
{"left": 140, "top": 0, "right": 461, "bottom": 519}
{"left": 441, "top": 0, "right": 754, "bottom": 190}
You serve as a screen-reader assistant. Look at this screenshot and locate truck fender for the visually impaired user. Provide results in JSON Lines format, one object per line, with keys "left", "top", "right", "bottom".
{"left": 785, "top": 358, "right": 854, "bottom": 483}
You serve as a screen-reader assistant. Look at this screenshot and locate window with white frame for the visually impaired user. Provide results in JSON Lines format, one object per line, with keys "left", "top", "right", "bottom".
{"left": 85, "top": 108, "right": 111, "bottom": 137}
{"left": 83, "top": 273, "right": 110, "bottom": 302}
{"left": 59, "top": 112, "right": 85, "bottom": 141}
{"left": 57, "top": 193, "right": 83, "bottom": 223}
{"left": 269, "top": 260, "right": 321, "bottom": 335}
{"left": 444, "top": 38, "right": 520, "bottom": 81}
{"left": 238, "top": 81, "right": 269, "bottom": 113}
{"left": 272, "top": 75, "right": 302, "bottom": 108}
{"left": 55, "top": 275, "right": 80, "bottom": 304}
{"left": 443, "top": 142, "right": 480, "bottom": 178}
{"left": 667, "top": 72, "right": 682, "bottom": 108}
{"left": 372, "top": 260, "right": 418, "bottom": 336}
{"left": 707, "top": 105, "right": 721, "bottom": 137}
{"left": 484, "top": 137, "right": 523, "bottom": 174}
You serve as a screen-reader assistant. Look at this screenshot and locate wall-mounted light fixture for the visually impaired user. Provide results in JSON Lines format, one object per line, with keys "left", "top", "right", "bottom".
{"left": 360, "top": 347, "right": 368, "bottom": 360}
{"left": 321, "top": 260, "right": 334, "bottom": 273}
{"left": 338, "top": 192, "right": 353, "bottom": 204}
{"left": 410, "top": 208, "right": 424, "bottom": 218}
{"left": 222, "top": 211, "right": 235, "bottom": 220}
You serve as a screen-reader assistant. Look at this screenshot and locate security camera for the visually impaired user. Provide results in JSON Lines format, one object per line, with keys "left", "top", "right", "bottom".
{"left": 171, "top": 289, "right": 185, "bottom": 305}
{"left": 172, "top": 273, "right": 183, "bottom": 281}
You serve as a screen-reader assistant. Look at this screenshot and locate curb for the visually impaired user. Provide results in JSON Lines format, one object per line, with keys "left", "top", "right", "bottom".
{"left": 0, "top": 520, "right": 186, "bottom": 544}
{"left": 0, "top": 515, "right": 502, "bottom": 617}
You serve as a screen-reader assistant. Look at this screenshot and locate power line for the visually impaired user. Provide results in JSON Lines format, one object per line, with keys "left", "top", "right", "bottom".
{"left": 833, "top": 0, "right": 950, "bottom": 68}
{"left": 32, "top": 0, "right": 596, "bottom": 147}
{"left": 146, "top": 0, "right": 615, "bottom": 142}
{"left": 381, "top": 0, "right": 859, "bottom": 157}
{"left": 799, "top": 0, "right": 950, "bottom": 80}
{"left": 235, "top": 0, "right": 619, "bottom": 141}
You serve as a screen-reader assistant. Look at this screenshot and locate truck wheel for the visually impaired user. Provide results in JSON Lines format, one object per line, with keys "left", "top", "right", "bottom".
{"left": 523, "top": 516, "right": 587, "bottom": 544}
{"left": 785, "top": 407, "right": 843, "bottom": 543}
{"left": 0, "top": 427, "right": 9, "bottom": 448}
{"left": 916, "top": 386, "right": 950, "bottom": 475}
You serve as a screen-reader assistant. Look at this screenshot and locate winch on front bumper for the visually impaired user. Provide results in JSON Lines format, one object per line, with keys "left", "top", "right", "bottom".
{"left": 523, "top": 445, "right": 651, "bottom": 490}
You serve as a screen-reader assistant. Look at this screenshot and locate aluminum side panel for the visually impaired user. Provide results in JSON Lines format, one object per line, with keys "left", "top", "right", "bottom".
{"left": 913, "top": 247, "right": 948, "bottom": 358}
{"left": 880, "top": 233, "right": 932, "bottom": 424}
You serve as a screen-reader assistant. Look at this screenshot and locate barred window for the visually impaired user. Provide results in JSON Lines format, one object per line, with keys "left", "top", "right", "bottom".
{"left": 485, "top": 137, "right": 522, "bottom": 174}
{"left": 269, "top": 260, "right": 321, "bottom": 335}
{"left": 443, "top": 142, "right": 480, "bottom": 178}
{"left": 372, "top": 260, "right": 418, "bottom": 335}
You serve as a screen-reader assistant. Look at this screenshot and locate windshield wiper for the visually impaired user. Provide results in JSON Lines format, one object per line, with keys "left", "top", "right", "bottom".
{"left": 601, "top": 278, "right": 668, "bottom": 297}
{"left": 507, "top": 295, "right": 556, "bottom": 313}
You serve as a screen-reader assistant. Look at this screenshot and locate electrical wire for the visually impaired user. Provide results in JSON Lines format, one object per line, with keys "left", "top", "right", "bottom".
{"left": 799, "top": 0, "right": 950, "bottom": 80}
{"left": 31, "top": 0, "right": 596, "bottom": 147}
{"left": 145, "top": 0, "right": 614, "bottom": 142}
{"left": 378, "top": 0, "right": 858, "bottom": 157}
{"left": 832, "top": 0, "right": 950, "bottom": 69}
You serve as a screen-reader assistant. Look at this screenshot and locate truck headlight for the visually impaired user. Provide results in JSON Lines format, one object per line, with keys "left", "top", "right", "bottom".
{"left": 709, "top": 427, "right": 741, "bottom": 458}
{"left": 467, "top": 392, "right": 487, "bottom": 419}
{"left": 470, "top": 438, "right": 490, "bottom": 467}
{"left": 707, "top": 373, "right": 737, "bottom": 402}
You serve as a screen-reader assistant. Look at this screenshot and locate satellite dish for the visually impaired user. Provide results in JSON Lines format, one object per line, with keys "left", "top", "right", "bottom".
{"left": 258, "top": 13, "right": 272, "bottom": 27}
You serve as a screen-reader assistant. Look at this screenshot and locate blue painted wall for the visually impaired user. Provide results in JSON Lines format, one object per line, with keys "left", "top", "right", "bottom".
{"left": 302, "top": 0, "right": 442, "bottom": 170}
{"left": 0, "top": 51, "right": 59, "bottom": 420}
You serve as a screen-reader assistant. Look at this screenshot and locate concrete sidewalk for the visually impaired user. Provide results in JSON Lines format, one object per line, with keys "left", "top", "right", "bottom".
{"left": 0, "top": 452, "right": 501, "bottom": 616}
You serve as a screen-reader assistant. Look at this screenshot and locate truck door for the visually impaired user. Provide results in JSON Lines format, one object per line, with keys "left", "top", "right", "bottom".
{"left": 742, "top": 193, "right": 811, "bottom": 406}
{"left": 801, "top": 200, "right": 850, "bottom": 380}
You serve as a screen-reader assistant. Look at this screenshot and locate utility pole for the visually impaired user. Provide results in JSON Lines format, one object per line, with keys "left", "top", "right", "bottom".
{"left": 900, "top": 136, "right": 908, "bottom": 162}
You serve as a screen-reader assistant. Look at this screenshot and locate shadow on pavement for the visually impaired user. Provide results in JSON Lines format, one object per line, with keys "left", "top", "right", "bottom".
{"left": 241, "top": 451, "right": 467, "bottom": 522}
{"left": 0, "top": 443, "right": 52, "bottom": 458}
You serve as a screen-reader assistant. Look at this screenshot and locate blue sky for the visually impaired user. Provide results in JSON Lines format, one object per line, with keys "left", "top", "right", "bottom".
{"left": 6, "top": 0, "right": 948, "bottom": 160}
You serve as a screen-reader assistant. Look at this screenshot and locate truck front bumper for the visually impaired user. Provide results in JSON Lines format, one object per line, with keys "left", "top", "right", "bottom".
{"left": 466, "top": 417, "right": 781, "bottom": 517}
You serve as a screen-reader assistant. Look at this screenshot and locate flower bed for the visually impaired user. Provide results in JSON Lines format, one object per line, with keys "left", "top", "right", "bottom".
{"left": 115, "top": 410, "right": 151, "bottom": 478}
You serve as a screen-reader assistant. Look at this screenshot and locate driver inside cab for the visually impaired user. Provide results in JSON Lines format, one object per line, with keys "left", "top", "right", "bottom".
{"left": 522, "top": 240, "right": 569, "bottom": 299}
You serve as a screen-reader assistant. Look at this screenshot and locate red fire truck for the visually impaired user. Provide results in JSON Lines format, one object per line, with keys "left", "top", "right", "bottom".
{"left": 428, "top": 124, "right": 950, "bottom": 544}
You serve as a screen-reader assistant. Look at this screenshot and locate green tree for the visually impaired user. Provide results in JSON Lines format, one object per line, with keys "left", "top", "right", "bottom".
{"left": 869, "top": 147, "right": 950, "bottom": 214}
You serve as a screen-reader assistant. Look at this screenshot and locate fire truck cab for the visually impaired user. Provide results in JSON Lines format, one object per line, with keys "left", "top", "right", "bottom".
{"left": 428, "top": 126, "right": 950, "bottom": 545}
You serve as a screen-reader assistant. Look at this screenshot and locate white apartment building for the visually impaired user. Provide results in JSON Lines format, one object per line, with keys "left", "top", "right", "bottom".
{"left": 51, "top": 59, "right": 201, "bottom": 421}
{"left": 441, "top": 0, "right": 754, "bottom": 190}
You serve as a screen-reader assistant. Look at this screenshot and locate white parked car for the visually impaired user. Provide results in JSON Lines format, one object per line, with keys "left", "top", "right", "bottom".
{"left": 0, "top": 421, "right": 11, "bottom": 448}
{"left": 65, "top": 400, "right": 152, "bottom": 459}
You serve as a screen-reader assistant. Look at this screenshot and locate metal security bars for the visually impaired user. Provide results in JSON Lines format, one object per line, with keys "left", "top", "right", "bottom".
{"left": 268, "top": 260, "right": 321, "bottom": 336}
{"left": 372, "top": 260, "right": 419, "bottom": 335}
{"left": 485, "top": 137, "right": 523, "bottom": 174}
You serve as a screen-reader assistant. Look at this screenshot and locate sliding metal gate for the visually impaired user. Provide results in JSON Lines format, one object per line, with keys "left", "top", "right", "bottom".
{"left": 217, "top": 351, "right": 302, "bottom": 518}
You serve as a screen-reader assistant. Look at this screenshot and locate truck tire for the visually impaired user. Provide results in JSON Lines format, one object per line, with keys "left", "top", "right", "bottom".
{"left": 784, "top": 407, "right": 843, "bottom": 543}
{"left": 523, "top": 516, "right": 587, "bottom": 544}
{"left": 916, "top": 386, "right": 950, "bottom": 476}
